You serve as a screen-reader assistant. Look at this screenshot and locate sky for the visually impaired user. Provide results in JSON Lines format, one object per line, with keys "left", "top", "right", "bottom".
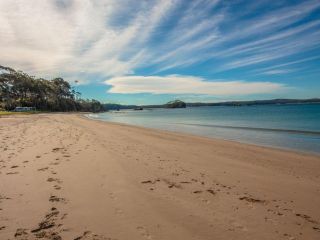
{"left": 0, "top": 0, "right": 320, "bottom": 105}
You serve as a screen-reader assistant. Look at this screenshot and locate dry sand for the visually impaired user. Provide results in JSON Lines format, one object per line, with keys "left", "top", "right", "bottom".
{"left": 0, "top": 113, "right": 320, "bottom": 240}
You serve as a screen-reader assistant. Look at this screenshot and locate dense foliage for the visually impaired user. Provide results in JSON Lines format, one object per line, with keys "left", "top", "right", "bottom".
{"left": 0, "top": 65, "right": 103, "bottom": 112}
{"left": 165, "top": 100, "right": 186, "bottom": 108}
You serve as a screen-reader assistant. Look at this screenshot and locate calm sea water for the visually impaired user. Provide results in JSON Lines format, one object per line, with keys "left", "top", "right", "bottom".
{"left": 87, "top": 104, "right": 320, "bottom": 154}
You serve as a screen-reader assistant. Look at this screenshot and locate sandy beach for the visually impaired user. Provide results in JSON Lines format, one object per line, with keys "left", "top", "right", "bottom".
{"left": 0, "top": 113, "right": 319, "bottom": 240}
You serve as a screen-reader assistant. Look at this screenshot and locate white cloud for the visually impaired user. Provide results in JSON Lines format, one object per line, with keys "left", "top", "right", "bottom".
{"left": 254, "top": 56, "right": 320, "bottom": 73}
{"left": 0, "top": 0, "right": 178, "bottom": 79}
{"left": 263, "top": 69, "right": 294, "bottom": 75}
{"left": 219, "top": 30, "right": 320, "bottom": 70}
{"left": 105, "top": 75, "right": 285, "bottom": 95}
{"left": 0, "top": 0, "right": 319, "bottom": 88}
{"left": 215, "top": 20, "right": 320, "bottom": 59}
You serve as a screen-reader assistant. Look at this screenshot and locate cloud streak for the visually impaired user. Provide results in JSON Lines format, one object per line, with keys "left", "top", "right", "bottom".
{"left": 0, "top": 0, "right": 319, "bottom": 100}
{"left": 105, "top": 75, "right": 285, "bottom": 95}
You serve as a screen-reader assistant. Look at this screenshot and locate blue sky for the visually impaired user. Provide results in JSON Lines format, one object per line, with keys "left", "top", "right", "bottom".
{"left": 1, "top": 0, "right": 320, "bottom": 104}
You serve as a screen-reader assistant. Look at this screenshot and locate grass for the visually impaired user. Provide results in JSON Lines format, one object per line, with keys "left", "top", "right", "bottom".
{"left": 0, "top": 111, "right": 40, "bottom": 116}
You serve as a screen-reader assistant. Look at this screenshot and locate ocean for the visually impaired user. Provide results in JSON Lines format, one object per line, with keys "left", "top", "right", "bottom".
{"left": 87, "top": 104, "right": 320, "bottom": 154}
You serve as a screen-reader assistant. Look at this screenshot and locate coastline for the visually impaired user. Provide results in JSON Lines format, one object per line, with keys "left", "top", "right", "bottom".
{"left": 1, "top": 113, "right": 320, "bottom": 240}
{"left": 84, "top": 113, "right": 320, "bottom": 157}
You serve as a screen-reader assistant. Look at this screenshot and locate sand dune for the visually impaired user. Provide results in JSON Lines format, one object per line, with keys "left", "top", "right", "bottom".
{"left": 0, "top": 114, "right": 319, "bottom": 240}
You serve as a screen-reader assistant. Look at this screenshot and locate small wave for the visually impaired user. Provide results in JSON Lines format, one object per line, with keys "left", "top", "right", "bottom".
{"left": 85, "top": 113, "right": 99, "bottom": 119}
{"left": 177, "top": 123, "right": 320, "bottom": 136}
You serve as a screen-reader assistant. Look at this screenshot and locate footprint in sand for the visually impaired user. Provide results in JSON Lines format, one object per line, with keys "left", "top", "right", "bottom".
{"left": 52, "top": 147, "right": 64, "bottom": 152}
{"left": 162, "top": 179, "right": 182, "bottom": 189}
{"left": 313, "top": 226, "right": 320, "bottom": 232}
{"left": 239, "top": 196, "right": 266, "bottom": 204}
{"left": 141, "top": 179, "right": 159, "bottom": 184}
{"left": 108, "top": 192, "right": 118, "bottom": 200}
{"left": 193, "top": 190, "right": 203, "bottom": 194}
{"left": 295, "top": 213, "right": 319, "bottom": 224}
{"left": 180, "top": 181, "right": 191, "bottom": 184}
{"left": 115, "top": 208, "right": 124, "bottom": 215}
{"left": 73, "top": 231, "right": 116, "bottom": 240}
{"left": 30, "top": 207, "right": 63, "bottom": 239}
{"left": 206, "top": 189, "right": 216, "bottom": 195}
{"left": 50, "top": 162, "right": 60, "bottom": 166}
{"left": 137, "top": 226, "right": 152, "bottom": 240}
{"left": 73, "top": 231, "right": 91, "bottom": 240}
{"left": 49, "top": 195, "right": 66, "bottom": 203}
{"left": 38, "top": 167, "right": 49, "bottom": 171}
{"left": 47, "top": 177, "right": 62, "bottom": 184}
{"left": 14, "top": 228, "right": 29, "bottom": 238}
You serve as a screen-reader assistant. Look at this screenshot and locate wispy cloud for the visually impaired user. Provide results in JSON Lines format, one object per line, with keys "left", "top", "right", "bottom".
{"left": 254, "top": 56, "right": 320, "bottom": 73}
{"left": 0, "top": 0, "right": 179, "bottom": 79}
{"left": 0, "top": 0, "right": 319, "bottom": 99}
{"left": 105, "top": 75, "right": 285, "bottom": 95}
{"left": 262, "top": 69, "right": 294, "bottom": 75}
{"left": 219, "top": 30, "right": 320, "bottom": 70}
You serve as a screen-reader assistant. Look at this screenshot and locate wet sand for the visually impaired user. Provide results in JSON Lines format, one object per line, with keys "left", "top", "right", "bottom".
{"left": 0, "top": 113, "right": 320, "bottom": 240}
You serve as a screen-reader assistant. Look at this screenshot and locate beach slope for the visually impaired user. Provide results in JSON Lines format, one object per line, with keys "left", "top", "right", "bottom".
{"left": 0, "top": 114, "right": 319, "bottom": 240}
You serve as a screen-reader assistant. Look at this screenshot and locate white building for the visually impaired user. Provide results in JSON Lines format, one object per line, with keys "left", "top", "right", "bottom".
{"left": 13, "top": 107, "right": 36, "bottom": 112}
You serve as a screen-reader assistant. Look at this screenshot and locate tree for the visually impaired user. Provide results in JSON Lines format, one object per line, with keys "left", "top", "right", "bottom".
{"left": 0, "top": 65, "right": 103, "bottom": 112}
{"left": 165, "top": 100, "right": 186, "bottom": 108}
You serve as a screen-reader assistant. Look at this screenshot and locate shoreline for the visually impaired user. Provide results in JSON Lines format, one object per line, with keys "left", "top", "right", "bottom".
{"left": 1, "top": 113, "right": 320, "bottom": 240}
{"left": 84, "top": 113, "right": 320, "bottom": 157}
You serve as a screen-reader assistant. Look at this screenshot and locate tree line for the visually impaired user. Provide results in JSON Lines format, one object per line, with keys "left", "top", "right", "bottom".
{"left": 0, "top": 65, "right": 104, "bottom": 112}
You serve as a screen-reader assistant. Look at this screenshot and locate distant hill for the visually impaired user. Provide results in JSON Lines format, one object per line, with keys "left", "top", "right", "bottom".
{"left": 164, "top": 100, "right": 186, "bottom": 108}
{"left": 103, "top": 98, "right": 320, "bottom": 110}
{"left": 186, "top": 98, "right": 320, "bottom": 107}
{"left": 103, "top": 103, "right": 138, "bottom": 111}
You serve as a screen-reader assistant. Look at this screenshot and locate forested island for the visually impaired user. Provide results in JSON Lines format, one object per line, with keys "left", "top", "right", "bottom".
{"left": 0, "top": 65, "right": 104, "bottom": 112}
